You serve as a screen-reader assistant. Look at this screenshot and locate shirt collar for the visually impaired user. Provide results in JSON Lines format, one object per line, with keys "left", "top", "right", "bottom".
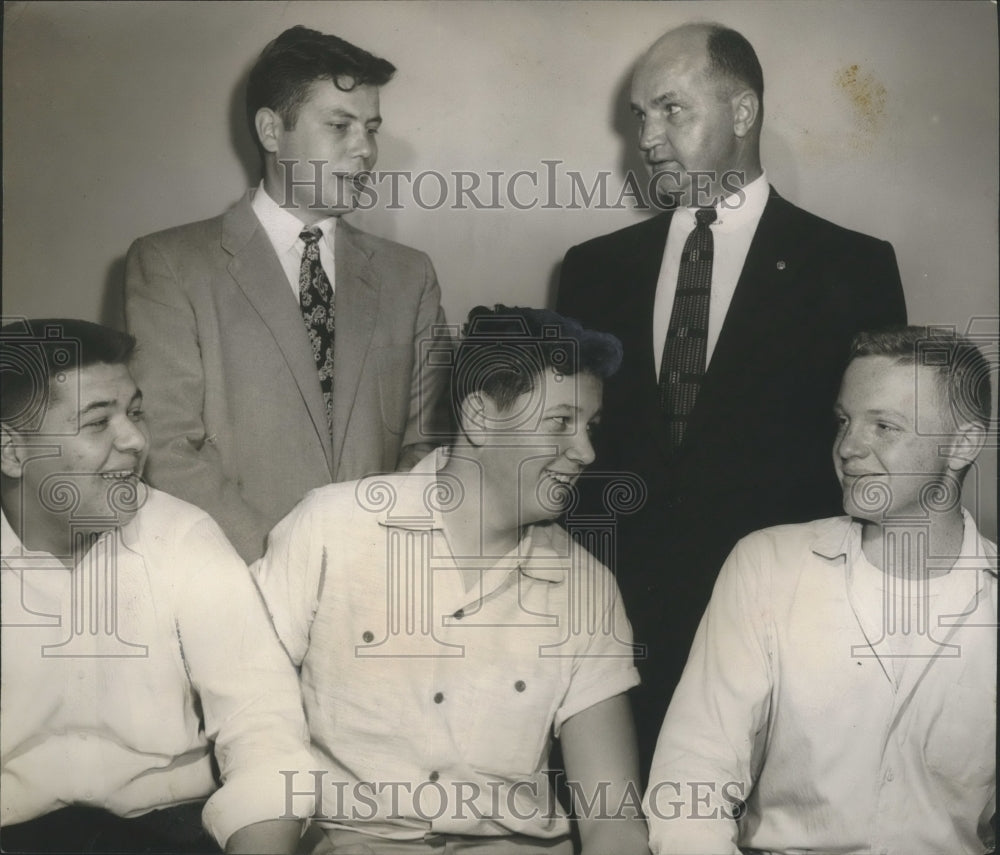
{"left": 376, "top": 449, "right": 567, "bottom": 584}
{"left": 251, "top": 181, "right": 337, "bottom": 253}
{"left": 674, "top": 169, "right": 769, "bottom": 233}
{"left": 811, "top": 509, "right": 997, "bottom": 578}
{"left": 1, "top": 499, "right": 143, "bottom": 564}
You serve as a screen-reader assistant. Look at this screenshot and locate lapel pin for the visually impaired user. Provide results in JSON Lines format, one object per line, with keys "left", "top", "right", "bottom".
{"left": 776, "top": 260, "right": 786, "bottom": 270}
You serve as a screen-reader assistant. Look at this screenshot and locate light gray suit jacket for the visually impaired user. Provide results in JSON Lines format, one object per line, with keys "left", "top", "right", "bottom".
{"left": 125, "top": 193, "right": 450, "bottom": 561}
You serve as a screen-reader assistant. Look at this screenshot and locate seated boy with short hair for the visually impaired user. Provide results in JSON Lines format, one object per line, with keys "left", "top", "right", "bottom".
{"left": 254, "top": 306, "right": 649, "bottom": 854}
{"left": 644, "top": 326, "right": 996, "bottom": 855}
{"left": 0, "top": 318, "right": 316, "bottom": 854}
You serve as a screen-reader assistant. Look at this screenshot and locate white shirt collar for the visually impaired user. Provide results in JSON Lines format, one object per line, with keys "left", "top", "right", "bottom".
{"left": 674, "top": 169, "right": 769, "bottom": 232}
{"left": 377, "top": 449, "right": 567, "bottom": 584}
{"left": 811, "top": 509, "right": 997, "bottom": 578}
{"left": 251, "top": 181, "right": 337, "bottom": 253}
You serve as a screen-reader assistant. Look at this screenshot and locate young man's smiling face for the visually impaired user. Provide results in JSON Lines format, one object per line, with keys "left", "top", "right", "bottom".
{"left": 8, "top": 362, "right": 149, "bottom": 540}
{"left": 478, "top": 368, "right": 602, "bottom": 528}
{"left": 833, "top": 355, "right": 962, "bottom": 522}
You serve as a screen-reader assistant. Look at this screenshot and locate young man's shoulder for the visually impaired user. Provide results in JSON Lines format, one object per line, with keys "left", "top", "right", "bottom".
{"left": 727, "top": 516, "right": 856, "bottom": 574}
{"left": 339, "top": 217, "right": 436, "bottom": 271}
{"left": 287, "top": 471, "right": 420, "bottom": 528}
{"left": 130, "top": 201, "right": 237, "bottom": 253}
{"left": 131, "top": 486, "right": 242, "bottom": 558}
{"left": 532, "top": 520, "right": 619, "bottom": 582}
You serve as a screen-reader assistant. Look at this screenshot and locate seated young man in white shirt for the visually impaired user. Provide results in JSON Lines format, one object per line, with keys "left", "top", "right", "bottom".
{"left": 254, "top": 306, "right": 650, "bottom": 854}
{"left": 644, "top": 326, "right": 996, "bottom": 855}
{"left": 0, "top": 319, "right": 316, "bottom": 854}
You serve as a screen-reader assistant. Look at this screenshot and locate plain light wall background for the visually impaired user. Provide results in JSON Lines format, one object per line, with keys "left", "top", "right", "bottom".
{"left": 3, "top": 0, "right": 998, "bottom": 538}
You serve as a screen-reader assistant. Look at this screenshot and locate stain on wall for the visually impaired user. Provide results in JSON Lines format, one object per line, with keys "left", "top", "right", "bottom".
{"left": 835, "top": 63, "right": 887, "bottom": 149}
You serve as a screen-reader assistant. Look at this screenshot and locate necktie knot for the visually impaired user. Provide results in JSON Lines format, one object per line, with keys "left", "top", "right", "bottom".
{"left": 300, "top": 227, "right": 323, "bottom": 246}
{"left": 695, "top": 208, "right": 717, "bottom": 227}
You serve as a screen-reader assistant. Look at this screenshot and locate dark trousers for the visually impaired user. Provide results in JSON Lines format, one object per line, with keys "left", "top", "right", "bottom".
{"left": 0, "top": 803, "right": 220, "bottom": 854}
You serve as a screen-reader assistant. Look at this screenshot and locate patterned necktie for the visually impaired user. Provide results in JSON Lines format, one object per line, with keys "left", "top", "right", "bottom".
{"left": 298, "top": 227, "right": 335, "bottom": 432}
{"left": 658, "top": 207, "right": 717, "bottom": 450}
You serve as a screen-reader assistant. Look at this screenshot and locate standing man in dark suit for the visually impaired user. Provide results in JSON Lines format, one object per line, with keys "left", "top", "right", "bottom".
{"left": 126, "top": 27, "right": 450, "bottom": 562}
{"left": 557, "top": 22, "right": 906, "bottom": 773}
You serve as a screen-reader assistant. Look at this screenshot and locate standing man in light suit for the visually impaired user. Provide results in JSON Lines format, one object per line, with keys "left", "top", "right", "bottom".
{"left": 126, "top": 26, "right": 450, "bottom": 562}
{"left": 557, "top": 22, "right": 907, "bottom": 773}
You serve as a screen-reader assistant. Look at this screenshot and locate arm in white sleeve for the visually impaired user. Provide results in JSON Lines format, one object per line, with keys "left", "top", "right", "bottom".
{"left": 644, "top": 536, "right": 774, "bottom": 855}
{"left": 251, "top": 494, "right": 324, "bottom": 668}
{"left": 167, "top": 516, "right": 316, "bottom": 848}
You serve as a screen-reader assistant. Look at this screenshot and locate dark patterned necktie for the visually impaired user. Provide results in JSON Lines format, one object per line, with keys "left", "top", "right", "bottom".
{"left": 298, "top": 227, "right": 334, "bottom": 432}
{"left": 658, "top": 207, "right": 717, "bottom": 450}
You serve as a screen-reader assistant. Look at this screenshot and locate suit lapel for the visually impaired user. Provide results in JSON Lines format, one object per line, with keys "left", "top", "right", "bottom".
{"left": 222, "top": 194, "right": 334, "bottom": 474}
{"left": 330, "top": 218, "right": 380, "bottom": 478}
{"left": 620, "top": 212, "right": 673, "bottom": 388}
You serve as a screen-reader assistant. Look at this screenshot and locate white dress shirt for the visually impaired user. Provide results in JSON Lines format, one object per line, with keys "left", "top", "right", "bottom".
{"left": 251, "top": 181, "right": 337, "bottom": 300}
{"left": 1, "top": 488, "right": 316, "bottom": 847}
{"left": 644, "top": 512, "right": 996, "bottom": 855}
{"left": 253, "top": 450, "right": 640, "bottom": 841}
{"left": 653, "top": 171, "right": 770, "bottom": 376}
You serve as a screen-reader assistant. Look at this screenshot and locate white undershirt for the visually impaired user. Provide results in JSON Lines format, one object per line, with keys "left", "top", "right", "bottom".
{"left": 653, "top": 171, "right": 770, "bottom": 376}
{"left": 251, "top": 182, "right": 337, "bottom": 302}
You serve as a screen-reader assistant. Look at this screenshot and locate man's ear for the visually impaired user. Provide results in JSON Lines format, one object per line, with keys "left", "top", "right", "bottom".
{"left": 945, "top": 422, "right": 988, "bottom": 473}
{"left": 254, "top": 107, "right": 283, "bottom": 154}
{"left": 457, "top": 391, "right": 491, "bottom": 445}
{"left": 0, "top": 425, "right": 26, "bottom": 479}
{"left": 732, "top": 89, "right": 760, "bottom": 139}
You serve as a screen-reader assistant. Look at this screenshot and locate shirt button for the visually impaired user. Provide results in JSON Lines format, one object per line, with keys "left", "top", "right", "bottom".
{"left": 452, "top": 608, "right": 465, "bottom": 620}
{"left": 362, "top": 631, "right": 374, "bottom": 643}
{"left": 433, "top": 692, "right": 444, "bottom": 704}
{"left": 885, "top": 768, "right": 894, "bottom": 782}
{"left": 514, "top": 680, "right": 526, "bottom": 693}
{"left": 429, "top": 771, "right": 440, "bottom": 782}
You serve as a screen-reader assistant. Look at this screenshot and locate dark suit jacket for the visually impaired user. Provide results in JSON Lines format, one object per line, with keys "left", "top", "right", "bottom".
{"left": 125, "top": 194, "right": 450, "bottom": 562}
{"left": 557, "top": 188, "right": 906, "bottom": 752}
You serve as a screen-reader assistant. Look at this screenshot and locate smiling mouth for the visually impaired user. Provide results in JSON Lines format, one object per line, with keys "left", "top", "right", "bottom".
{"left": 545, "top": 471, "right": 578, "bottom": 486}
{"left": 100, "top": 469, "right": 137, "bottom": 481}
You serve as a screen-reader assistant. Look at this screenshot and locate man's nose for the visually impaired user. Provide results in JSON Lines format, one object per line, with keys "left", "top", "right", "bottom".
{"left": 113, "top": 417, "right": 147, "bottom": 455}
{"left": 638, "top": 115, "right": 667, "bottom": 154}
{"left": 835, "top": 422, "right": 867, "bottom": 461}
{"left": 565, "top": 428, "right": 596, "bottom": 467}
{"left": 350, "top": 127, "right": 375, "bottom": 166}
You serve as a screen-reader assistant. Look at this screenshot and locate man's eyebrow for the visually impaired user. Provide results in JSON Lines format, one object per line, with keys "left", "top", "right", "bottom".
{"left": 321, "top": 107, "right": 382, "bottom": 125}
{"left": 866, "top": 407, "right": 910, "bottom": 421}
{"left": 650, "top": 92, "right": 681, "bottom": 108}
{"left": 79, "top": 399, "right": 116, "bottom": 416}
